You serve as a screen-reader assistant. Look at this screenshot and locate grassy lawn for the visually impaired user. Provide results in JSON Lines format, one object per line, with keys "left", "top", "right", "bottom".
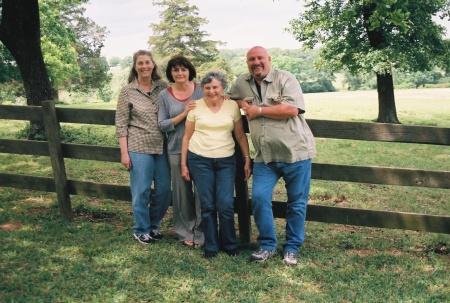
{"left": 1, "top": 88, "right": 449, "bottom": 302}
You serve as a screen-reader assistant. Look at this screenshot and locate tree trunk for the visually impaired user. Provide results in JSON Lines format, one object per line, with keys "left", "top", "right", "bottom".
{"left": 0, "top": 0, "right": 54, "bottom": 139}
{"left": 362, "top": 4, "right": 400, "bottom": 124}
{"left": 376, "top": 72, "right": 400, "bottom": 124}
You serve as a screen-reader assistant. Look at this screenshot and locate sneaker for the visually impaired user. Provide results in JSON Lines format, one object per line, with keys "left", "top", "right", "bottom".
{"left": 150, "top": 230, "right": 163, "bottom": 241}
{"left": 251, "top": 249, "right": 276, "bottom": 262}
{"left": 204, "top": 250, "right": 218, "bottom": 259}
{"left": 283, "top": 251, "right": 298, "bottom": 266}
{"left": 133, "top": 234, "right": 154, "bottom": 244}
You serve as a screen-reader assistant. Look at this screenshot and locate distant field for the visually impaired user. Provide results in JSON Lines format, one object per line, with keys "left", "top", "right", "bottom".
{"left": 59, "top": 86, "right": 450, "bottom": 127}
{"left": 304, "top": 88, "right": 450, "bottom": 127}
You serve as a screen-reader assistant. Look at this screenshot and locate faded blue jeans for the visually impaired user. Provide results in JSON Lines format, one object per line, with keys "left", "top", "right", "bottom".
{"left": 129, "top": 151, "right": 171, "bottom": 236}
{"left": 187, "top": 151, "right": 237, "bottom": 253}
{"left": 251, "top": 159, "right": 312, "bottom": 254}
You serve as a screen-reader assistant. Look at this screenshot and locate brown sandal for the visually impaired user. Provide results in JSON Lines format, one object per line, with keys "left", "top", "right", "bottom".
{"left": 194, "top": 243, "right": 203, "bottom": 249}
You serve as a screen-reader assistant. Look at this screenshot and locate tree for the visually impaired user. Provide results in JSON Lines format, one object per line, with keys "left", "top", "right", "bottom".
{"left": 39, "top": 0, "right": 111, "bottom": 95}
{"left": 0, "top": 0, "right": 54, "bottom": 139}
{"left": 149, "top": 0, "right": 224, "bottom": 67}
{"left": 108, "top": 56, "right": 121, "bottom": 67}
{"left": 288, "top": 0, "right": 450, "bottom": 123}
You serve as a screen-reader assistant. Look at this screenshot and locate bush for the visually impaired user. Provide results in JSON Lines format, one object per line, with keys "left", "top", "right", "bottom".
{"left": 16, "top": 124, "right": 118, "bottom": 146}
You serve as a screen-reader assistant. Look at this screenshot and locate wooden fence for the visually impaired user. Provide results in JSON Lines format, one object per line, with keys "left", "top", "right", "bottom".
{"left": 1, "top": 101, "right": 449, "bottom": 242}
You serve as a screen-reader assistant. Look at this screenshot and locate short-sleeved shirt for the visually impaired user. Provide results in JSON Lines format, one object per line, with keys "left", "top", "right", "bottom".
{"left": 186, "top": 98, "right": 242, "bottom": 158}
{"left": 158, "top": 82, "right": 204, "bottom": 155}
{"left": 227, "top": 68, "right": 316, "bottom": 163}
{"left": 115, "top": 78, "right": 168, "bottom": 154}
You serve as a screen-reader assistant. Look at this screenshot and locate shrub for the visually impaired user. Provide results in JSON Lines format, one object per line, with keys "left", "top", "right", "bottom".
{"left": 16, "top": 124, "right": 118, "bottom": 146}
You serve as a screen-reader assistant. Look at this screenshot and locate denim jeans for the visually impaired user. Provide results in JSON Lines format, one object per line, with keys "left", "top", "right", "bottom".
{"left": 251, "top": 159, "right": 312, "bottom": 253}
{"left": 187, "top": 151, "right": 237, "bottom": 252}
{"left": 129, "top": 151, "right": 171, "bottom": 235}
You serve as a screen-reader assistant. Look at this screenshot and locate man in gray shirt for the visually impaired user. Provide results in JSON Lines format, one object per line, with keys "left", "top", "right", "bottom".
{"left": 227, "top": 46, "right": 316, "bottom": 265}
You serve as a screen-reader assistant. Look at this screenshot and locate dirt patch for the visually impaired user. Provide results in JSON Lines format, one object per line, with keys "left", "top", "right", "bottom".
{"left": 0, "top": 221, "right": 22, "bottom": 230}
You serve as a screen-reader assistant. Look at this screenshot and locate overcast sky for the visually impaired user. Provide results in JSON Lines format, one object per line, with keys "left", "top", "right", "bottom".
{"left": 84, "top": 0, "right": 450, "bottom": 59}
{"left": 83, "top": 0, "right": 305, "bottom": 59}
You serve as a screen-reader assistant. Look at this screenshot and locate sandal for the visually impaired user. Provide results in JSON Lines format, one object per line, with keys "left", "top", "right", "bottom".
{"left": 182, "top": 241, "right": 194, "bottom": 247}
{"left": 194, "top": 243, "right": 203, "bottom": 249}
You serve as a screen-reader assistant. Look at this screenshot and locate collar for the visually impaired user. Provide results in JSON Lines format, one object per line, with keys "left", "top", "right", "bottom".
{"left": 245, "top": 68, "right": 275, "bottom": 83}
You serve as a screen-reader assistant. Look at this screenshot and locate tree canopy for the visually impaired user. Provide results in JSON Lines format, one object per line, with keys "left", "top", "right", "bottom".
{"left": 149, "top": 0, "right": 224, "bottom": 68}
{"left": 288, "top": 0, "right": 450, "bottom": 123}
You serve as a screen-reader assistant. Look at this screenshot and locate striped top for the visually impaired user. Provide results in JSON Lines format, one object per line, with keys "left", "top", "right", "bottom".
{"left": 115, "top": 78, "right": 169, "bottom": 154}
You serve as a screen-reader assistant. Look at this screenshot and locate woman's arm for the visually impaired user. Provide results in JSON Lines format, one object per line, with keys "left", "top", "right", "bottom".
{"left": 233, "top": 119, "right": 252, "bottom": 181}
{"left": 118, "top": 136, "right": 131, "bottom": 169}
{"left": 181, "top": 120, "right": 195, "bottom": 181}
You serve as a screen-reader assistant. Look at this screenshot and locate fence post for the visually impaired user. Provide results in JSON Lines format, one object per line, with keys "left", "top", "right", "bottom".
{"left": 234, "top": 138, "right": 251, "bottom": 243}
{"left": 42, "top": 100, "right": 73, "bottom": 221}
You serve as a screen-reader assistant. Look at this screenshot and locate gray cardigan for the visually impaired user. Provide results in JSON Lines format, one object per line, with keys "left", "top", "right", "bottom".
{"left": 157, "top": 83, "right": 204, "bottom": 154}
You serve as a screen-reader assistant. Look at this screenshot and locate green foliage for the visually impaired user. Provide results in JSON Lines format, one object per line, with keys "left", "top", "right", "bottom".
{"left": 73, "top": 57, "right": 112, "bottom": 93}
{"left": 0, "top": 43, "right": 21, "bottom": 83}
{"left": 16, "top": 124, "right": 118, "bottom": 146}
{"left": 120, "top": 56, "right": 133, "bottom": 69}
{"left": 288, "top": 0, "right": 450, "bottom": 75}
{"left": 97, "top": 83, "right": 113, "bottom": 103}
{"left": 0, "top": 79, "right": 25, "bottom": 103}
{"left": 149, "top": 0, "right": 224, "bottom": 67}
{"left": 196, "top": 58, "right": 235, "bottom": 86}
{"left": 39, "top": 0, "right": 82, "bottom": 89}
{"left": 108, "top": 56, "right": 121, "bottom": 67}
{"left": 38, "top": 0, "right": 110, "bottom": 92}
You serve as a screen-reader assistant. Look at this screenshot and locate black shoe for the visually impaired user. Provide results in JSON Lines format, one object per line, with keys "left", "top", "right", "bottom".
{"left": 150, "top": 230, "right": 163, "bottom": 241}
{"left": 204, "top": 250, "right": 218, "bottom": 259}
{"left": 133, "top": 234, "right": 154, "bottom": 244}
{"left": 224, "top": 248, "right": 240, "bottom": 256}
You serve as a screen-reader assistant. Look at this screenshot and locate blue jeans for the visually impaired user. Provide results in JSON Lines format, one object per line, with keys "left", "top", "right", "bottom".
{"left": 251, "top": 159, "right": 312, "bottom": 253}
{"left": 129, "top": 151, "right": 171, "bottom": 235}
{"left": 187, "top": 151, "right": 237, "bottom": 252}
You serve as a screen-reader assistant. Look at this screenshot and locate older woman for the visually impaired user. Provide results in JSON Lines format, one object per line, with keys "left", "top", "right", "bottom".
{"left": 158, "top": 55, "right": 204, "bottom": 248}
{"left": 115, "top": 50, "right": 171, "bottom": 244}
{"left": 181, "top": 71, "right": 252, "bottom": 258}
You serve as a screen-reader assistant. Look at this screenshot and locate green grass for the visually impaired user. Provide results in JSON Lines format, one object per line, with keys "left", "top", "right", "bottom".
{"left": 1, "top": 87, "right": 449, "bottom": 302}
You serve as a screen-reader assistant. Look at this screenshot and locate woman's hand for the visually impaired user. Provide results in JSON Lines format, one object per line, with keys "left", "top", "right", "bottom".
{"left": 183, "top": 100, "right": 196, "bottom": 115}
{"left": 244, "top": 158, "right": 252, "bottom": 181}
{"left": 121, "top": 153, "right": 132, "bottom": 170}
{"left": 181, "top": 166, "right": 191, "bottom": 181}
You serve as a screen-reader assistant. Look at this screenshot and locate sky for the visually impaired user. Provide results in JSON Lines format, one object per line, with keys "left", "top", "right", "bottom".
{"left": 83, "top": 0, "right": 305, "bottom": 59}
{"left": 84, "top": 0, "right": 450, "bottom": 60}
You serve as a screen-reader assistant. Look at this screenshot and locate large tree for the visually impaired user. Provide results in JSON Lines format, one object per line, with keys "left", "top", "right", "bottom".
{"left": 149, "top": 0, "right": 224, "bottom": 67}
{"left": 289, "top": 0, "right": 450, "bottom": 123}
{"left": 0, "top": 0, "right": 53, "bottom": 139}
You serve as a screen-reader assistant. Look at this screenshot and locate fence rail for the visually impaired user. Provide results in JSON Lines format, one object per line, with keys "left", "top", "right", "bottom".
{"left": 1, "top": 101, "right": 449, "bottom": 240}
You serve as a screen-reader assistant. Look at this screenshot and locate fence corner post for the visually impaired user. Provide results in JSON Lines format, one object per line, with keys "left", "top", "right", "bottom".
{"left": 42, "top": 100, "right": 73, "bottom": 221}
{"left": 234, "top": 138, "right": 251, "bottom": 243}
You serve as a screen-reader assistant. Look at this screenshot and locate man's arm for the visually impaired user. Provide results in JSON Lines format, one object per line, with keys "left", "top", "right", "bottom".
{"left": 245, "top": 103, "right": 298, "bottom": 121}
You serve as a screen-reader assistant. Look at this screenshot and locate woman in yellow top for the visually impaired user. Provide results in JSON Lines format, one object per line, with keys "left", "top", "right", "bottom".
{"left": 181, "top": 71, "right": 251, "bottom": 258}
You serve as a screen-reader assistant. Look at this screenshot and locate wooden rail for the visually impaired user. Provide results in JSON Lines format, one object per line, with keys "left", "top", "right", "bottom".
{"left": 1, "top": 101, "right": 449, "bottom": 239}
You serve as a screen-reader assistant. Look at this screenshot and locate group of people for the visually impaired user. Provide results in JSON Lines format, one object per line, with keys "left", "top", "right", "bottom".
{"left": 115, "top": 46, "right": 316, "bottom": 265}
